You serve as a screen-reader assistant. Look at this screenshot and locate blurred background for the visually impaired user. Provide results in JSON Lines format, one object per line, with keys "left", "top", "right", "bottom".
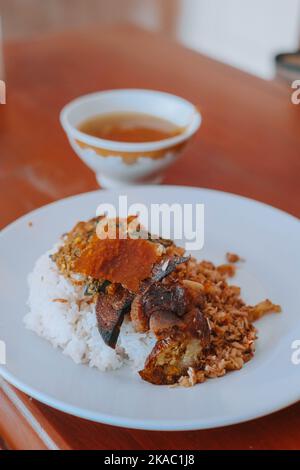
{"left": 1, "top": 0, "right": 300, "bottom": 79}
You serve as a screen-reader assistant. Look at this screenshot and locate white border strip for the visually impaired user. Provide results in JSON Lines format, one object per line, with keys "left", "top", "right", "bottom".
{"left": 0, "top": 378, "right": 59, "bottom": 450}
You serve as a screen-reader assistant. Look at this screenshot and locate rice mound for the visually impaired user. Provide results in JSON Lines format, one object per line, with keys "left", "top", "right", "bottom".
{"left": 24, "top": 247, "right": 156, "bottom": 372}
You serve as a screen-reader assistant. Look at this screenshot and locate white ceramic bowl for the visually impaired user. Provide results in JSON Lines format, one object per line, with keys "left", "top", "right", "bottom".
{"left": 60, "top": 89, "right": 201, "bottom": 188}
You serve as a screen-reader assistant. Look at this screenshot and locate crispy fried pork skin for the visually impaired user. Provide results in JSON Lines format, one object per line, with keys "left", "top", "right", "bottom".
{"left": 74, "top": 236, "right": 161, "bottom": 293}
{"left": 96, "top": 285, "right": 133, "bottom": 348}
{"left": 140, "top": 308, "right": 210, "bottom": 385}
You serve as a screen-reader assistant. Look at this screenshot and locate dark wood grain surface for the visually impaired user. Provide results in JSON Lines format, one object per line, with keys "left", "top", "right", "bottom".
{"left": 1, "top": 24, "right": 300, "bottom": 450}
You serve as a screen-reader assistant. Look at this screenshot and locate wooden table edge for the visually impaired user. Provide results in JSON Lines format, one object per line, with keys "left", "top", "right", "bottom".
{"left": 0, "top": 378, "right": 70, "bottom": 450}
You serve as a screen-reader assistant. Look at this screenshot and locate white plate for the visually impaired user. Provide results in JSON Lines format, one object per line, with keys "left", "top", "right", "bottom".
{"left": 0, "top": 186, "right": 300, "bottom": 431}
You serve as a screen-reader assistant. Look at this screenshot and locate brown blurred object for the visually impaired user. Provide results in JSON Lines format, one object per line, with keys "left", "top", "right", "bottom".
{"left": 275, "top": 51, "right": 300, "bottom": 83}
{"left": 1, "top": 24, "right": 300, "bottom": 450}
{"left": 0, "top": 0, "right": 179, "bottom": 40}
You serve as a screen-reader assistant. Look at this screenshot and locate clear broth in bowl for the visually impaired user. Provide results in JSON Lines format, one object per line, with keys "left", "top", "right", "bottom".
{"left": 78, "top": 112, "right": 183, "bottom": 143}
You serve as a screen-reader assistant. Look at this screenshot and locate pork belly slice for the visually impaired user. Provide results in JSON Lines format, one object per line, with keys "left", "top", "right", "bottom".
{"left": 130, "top": 256, "right": 189, "bottom": 333}
{"left": 96, "top": 285, "right": 133, "bottom": 348}
{"left": 131, "top": 283, "right": 187, "bottom": 333}
{"left": 139, "top": 308, "right": 211, "bottom": 385}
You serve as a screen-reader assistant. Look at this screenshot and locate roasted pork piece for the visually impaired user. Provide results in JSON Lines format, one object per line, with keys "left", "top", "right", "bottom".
{"left": 95, "top": 285, "right": 133, "bottom": 348}
{"left": 132, "top": 280, "right": 211, "bottom": 384}
{"left": 140, "top": 308, "right": 210, "bottom": 385}
{"left": 130, "top": 283, "right": 186, "bottom": 334}
{"left": 130, "top": 256, "right": 189, "bottom": 333}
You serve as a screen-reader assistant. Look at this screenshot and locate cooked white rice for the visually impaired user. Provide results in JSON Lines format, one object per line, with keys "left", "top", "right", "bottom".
{"left": 24, "top": 247, "right": 156, "bottom": 372}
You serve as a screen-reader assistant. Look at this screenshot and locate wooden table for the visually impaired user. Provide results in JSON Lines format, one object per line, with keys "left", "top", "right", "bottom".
{"left": 1, "top": 24, "right": 300, "bottom": 450}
